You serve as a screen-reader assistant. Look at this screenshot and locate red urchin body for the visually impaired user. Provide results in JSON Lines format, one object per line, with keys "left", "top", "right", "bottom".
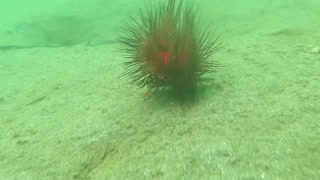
{"left": 119, "top": 0, "right": 220, "bottom": 102}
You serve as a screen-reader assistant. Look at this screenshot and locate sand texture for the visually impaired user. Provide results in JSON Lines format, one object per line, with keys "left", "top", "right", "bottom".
{"left": 0, "top": 0, "right": 319, "bottom": 179}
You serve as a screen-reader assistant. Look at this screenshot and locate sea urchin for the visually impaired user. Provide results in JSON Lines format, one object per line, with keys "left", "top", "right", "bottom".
{"left": 118, "top": 0, "right": 220, "bottom": 102}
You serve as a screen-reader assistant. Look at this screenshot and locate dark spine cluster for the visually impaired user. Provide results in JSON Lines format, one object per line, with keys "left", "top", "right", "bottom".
{"left": 119, "top": 0, "right": 220, "bottom": 102}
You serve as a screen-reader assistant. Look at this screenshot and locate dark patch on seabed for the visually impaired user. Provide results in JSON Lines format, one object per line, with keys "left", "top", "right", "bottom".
{"left": 0, "top": 15, "right": 118, "bottom": 51}
{"left": 0, "top": 40, "right": 119, "bottom": 51}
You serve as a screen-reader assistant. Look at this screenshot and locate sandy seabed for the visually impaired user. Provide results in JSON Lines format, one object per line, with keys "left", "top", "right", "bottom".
{"left": 0, "top": 0, "right": 319, "bottom": 179}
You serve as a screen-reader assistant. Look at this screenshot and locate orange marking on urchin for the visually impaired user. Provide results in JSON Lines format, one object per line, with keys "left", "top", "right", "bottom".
{"left": 156, "top": 51, "right": 170, "bottom": 65}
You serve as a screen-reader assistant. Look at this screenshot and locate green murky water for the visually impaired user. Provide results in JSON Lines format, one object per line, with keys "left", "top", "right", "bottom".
{"left": 0, "top": 0, "right": 319, "bottom": 179}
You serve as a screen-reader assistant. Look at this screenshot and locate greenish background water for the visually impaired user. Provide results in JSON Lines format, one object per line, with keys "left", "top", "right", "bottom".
{"left": 0, "top": 0, "right": 319, "bottom": 179}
